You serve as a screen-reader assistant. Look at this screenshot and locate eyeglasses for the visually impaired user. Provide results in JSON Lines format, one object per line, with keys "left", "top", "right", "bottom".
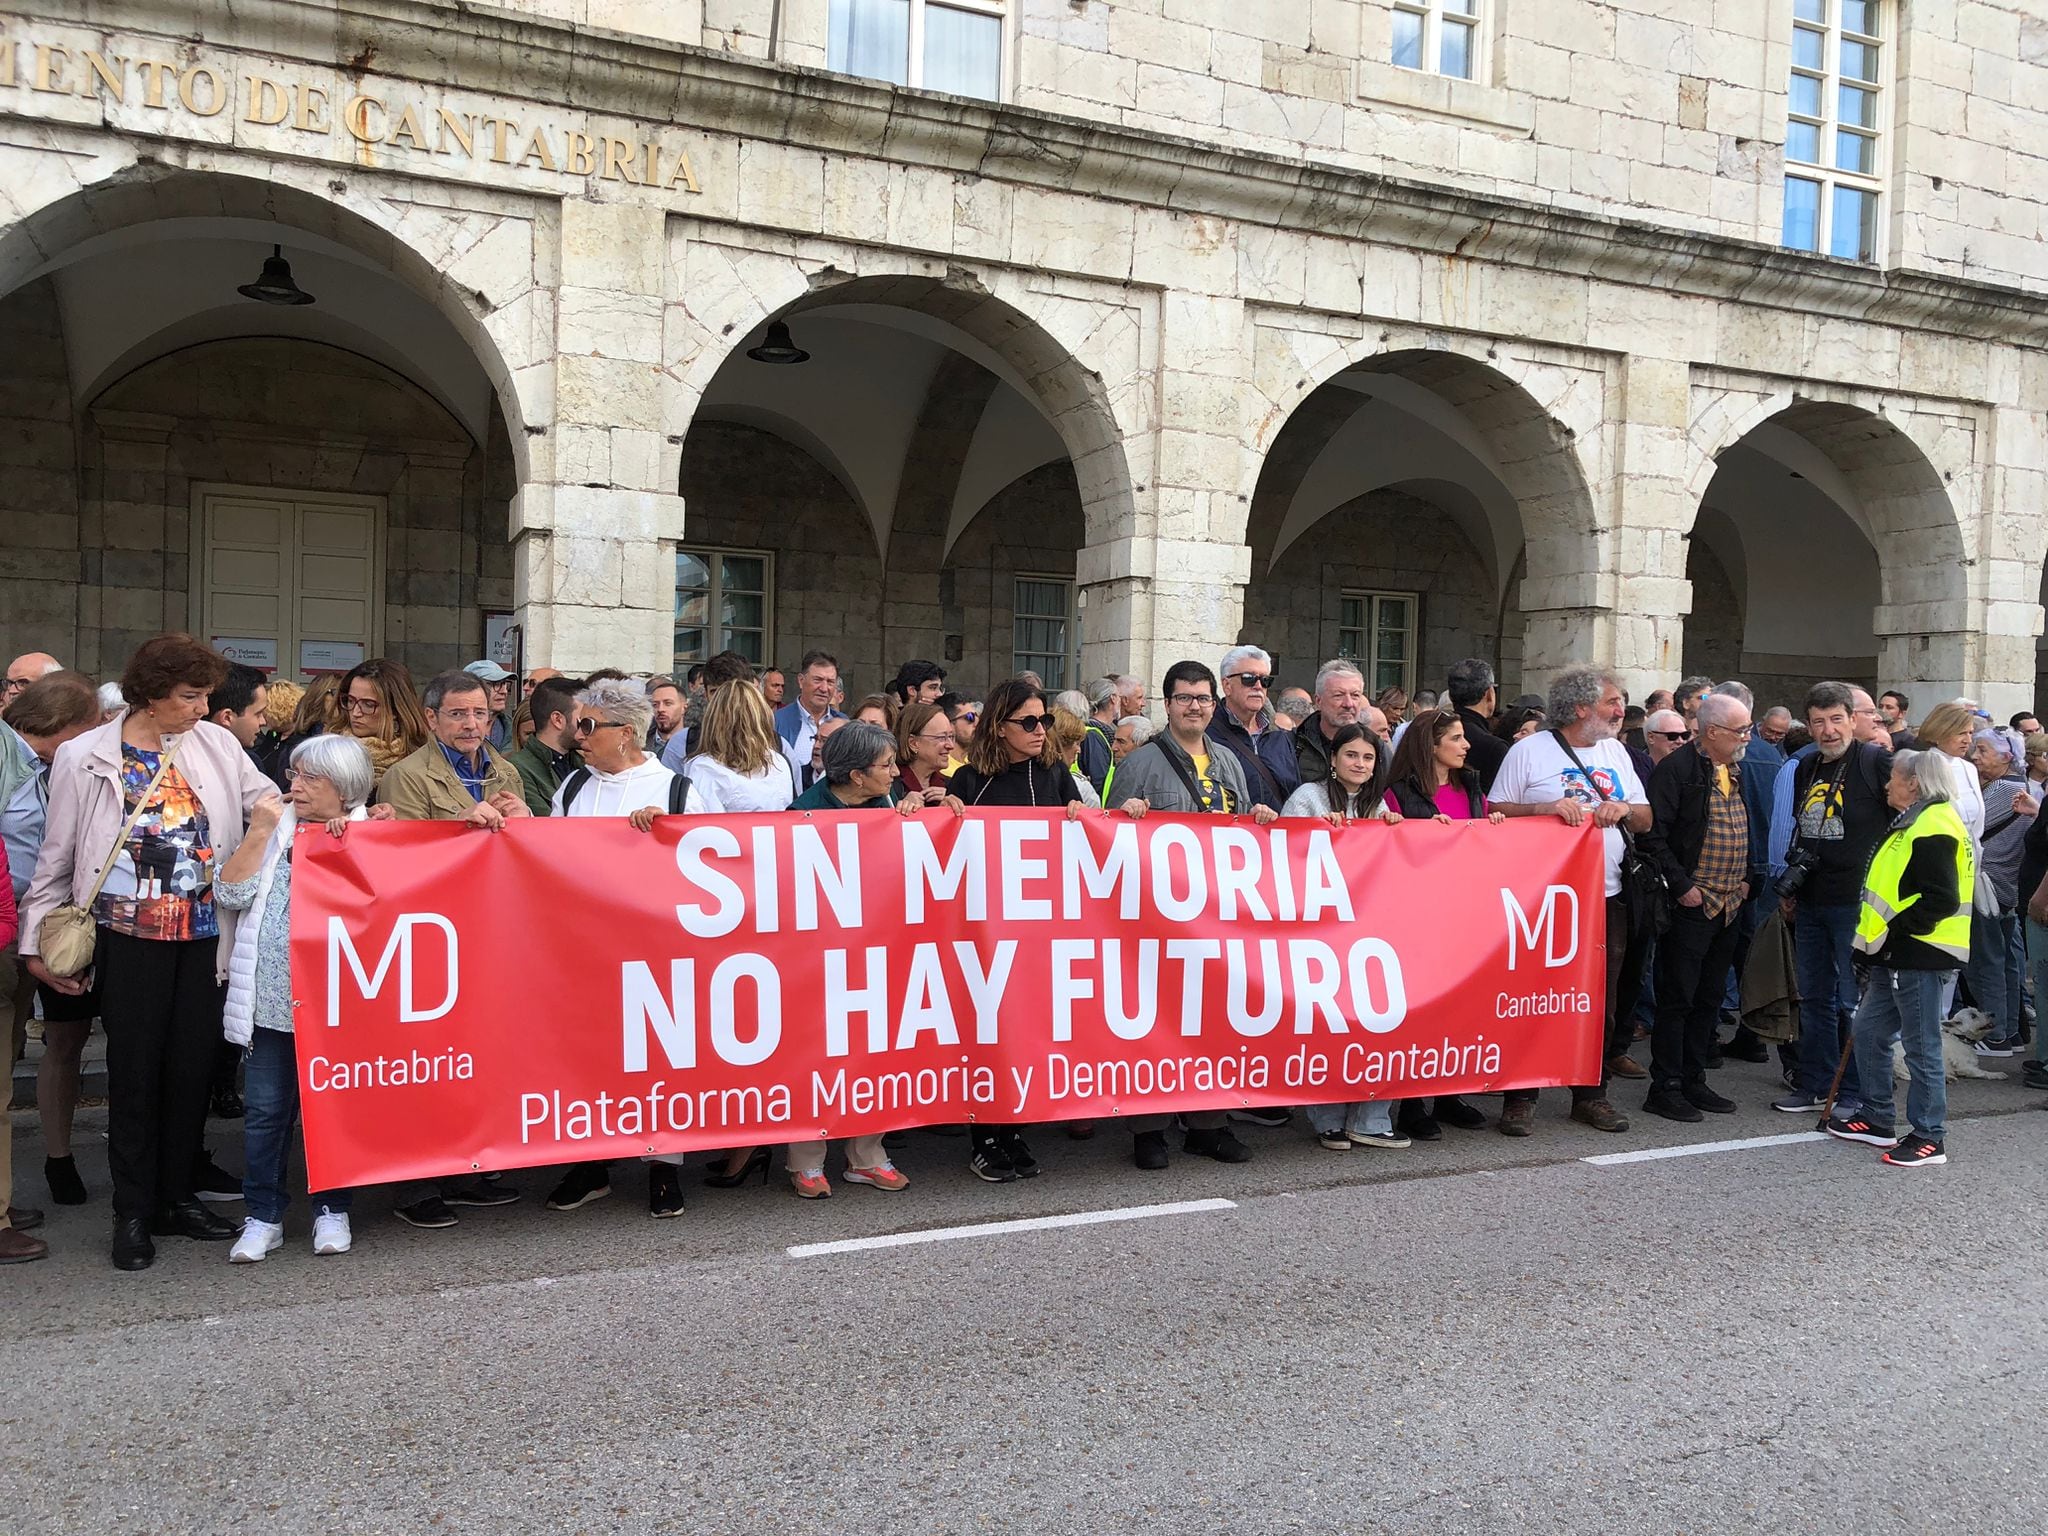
{"left": 2, "top": 678, "right": 31, "bottom": 695}
{"left": 342, "top": 695, "right": 382, "bottom": 713}
{"left": 1709, "top": 723, "right": 1755, "bottom": 739}
{"left": 914, "top": 730, "right": 955, "bottom": 744}
{"left": 1227, "top": 672, "right": 1271, "bottom": 688}
{"left": 954, "top": 709, "right": 979, "bottom": 724}
{"left": 1004, "top": 714, "right": 1050, "bottom": 732}
{"left": 1650, "top": 730, "right": 1690, "bottom": 743}
{"left": 574, "top": 718, "right": 630, "bottom": 736}
{"left": 438, "top": 709, "right": 493, "bottom": 725}
{"left": 283, "top": 769, "right": 330, "bottom": 785}
{"left": 1169, "top": 694, "right": 1216, "bottom": 708}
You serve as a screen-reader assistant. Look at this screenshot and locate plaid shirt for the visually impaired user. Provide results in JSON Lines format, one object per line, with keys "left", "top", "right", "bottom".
{"left": 1693, "top": 763, "right": 1749, "bottom": 923}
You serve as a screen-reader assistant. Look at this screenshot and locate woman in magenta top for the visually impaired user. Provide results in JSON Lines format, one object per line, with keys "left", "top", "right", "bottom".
{"left": 1381, "top": 709, "right": 1504, "bottom": 1141}
{"left": 1384, "top": 709, "right": 1509, "bottom": 823}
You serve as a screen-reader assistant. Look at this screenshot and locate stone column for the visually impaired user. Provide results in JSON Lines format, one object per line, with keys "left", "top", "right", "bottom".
{"left": 512, "top": 199, "right": 682, "bottom": 673}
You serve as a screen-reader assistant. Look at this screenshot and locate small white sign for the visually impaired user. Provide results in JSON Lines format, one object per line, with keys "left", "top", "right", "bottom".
{"left": 485, "top": 612, "right": 520, "bottom": 670}
{"left": 211, "top": 637, "right": 278, "bottom": 671}
{"left": 299, "top": 640, "right": 366, "bottom": 675}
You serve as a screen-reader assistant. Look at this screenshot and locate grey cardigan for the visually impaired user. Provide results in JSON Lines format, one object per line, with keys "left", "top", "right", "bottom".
{"left": 1111, "top": 735, "right": 1253, "bottom": 815}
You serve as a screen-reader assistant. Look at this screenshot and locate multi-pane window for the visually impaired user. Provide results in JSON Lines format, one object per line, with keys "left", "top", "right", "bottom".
{"left": 1783, "top": 0, "right": 1885, "bottom": 262}
{"left": 1337, "top": 591, "right": 1417, "bottom": 697}
{"left": 828, "top": 0, "right": 1005, "bottom": 101}
{"left": 1392, "top": 0, "right": 1480, "bottom": 81}
{"left": 1013, "top": 577, "right": 1077, "bottom": 689}
{"left": 675, "top": 548, "right": 772, "bottom": 671}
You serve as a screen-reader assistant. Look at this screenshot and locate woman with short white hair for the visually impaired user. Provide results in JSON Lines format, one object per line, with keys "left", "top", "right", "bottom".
{"left": 216, "top": 734, "right": 381, "bottom": 1262}
{"left": 544, "top": 680, "right": 704, "bottom": 1218}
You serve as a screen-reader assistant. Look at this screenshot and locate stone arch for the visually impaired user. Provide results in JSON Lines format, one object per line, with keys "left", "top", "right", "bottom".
{"left": 1685, "top": 383, "right": 1973, "bottom": 697}
{"left": 0, "top": 161, "right": 539, "bottom": 481}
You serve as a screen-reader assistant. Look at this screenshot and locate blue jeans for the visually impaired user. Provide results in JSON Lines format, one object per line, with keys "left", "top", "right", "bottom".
{"left": 2029, "top": 918, "right": 2048, "bottom": 1066}
{"left": 1850, "top": 967, "right": 1949, "bottom": 1141}
{"left": 1306, "top": 1100, "right": 1394, "bottom": 1137}
{"left": 1963, "top": 907, "right": 2017, "bottom": 1039}
{"left": 1793, "top": 902, "right": 1862, "bottom": 1102}
{"left": 242, "top": 1029, "right": 351, "bottom": 1224}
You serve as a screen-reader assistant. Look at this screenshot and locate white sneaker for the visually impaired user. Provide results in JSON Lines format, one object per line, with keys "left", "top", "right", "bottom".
{"left": 312, "top": 1212, "right": 352, "bottom": 1256}
{"left": 229, "top": 1218, "right": 283, "bottom": 1264}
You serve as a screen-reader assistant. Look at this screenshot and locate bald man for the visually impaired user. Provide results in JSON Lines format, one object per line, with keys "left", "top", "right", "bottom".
{"left": 3, "top": 653, "right": 61, "bottom": 702}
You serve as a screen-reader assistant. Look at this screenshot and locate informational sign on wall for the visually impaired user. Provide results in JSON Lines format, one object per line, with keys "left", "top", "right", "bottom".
{"left": 300, "top": 640, "right": 366, "bottom": 675}
{"left": 211, "top": 637, "right": 279, "bottom": 671}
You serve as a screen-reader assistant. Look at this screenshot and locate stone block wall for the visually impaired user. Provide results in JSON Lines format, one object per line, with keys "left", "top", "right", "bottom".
{"left": 1240, "top": 490, "right": 1500, "bottom": 700}
{"left": 943, "top": 461, "right": 1083, "bottom": 693}
{"left": 0, "top": 278, "right": 82, "bottom": 665}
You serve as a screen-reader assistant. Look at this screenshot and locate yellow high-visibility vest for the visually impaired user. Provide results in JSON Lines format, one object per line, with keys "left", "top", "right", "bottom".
{"left": 1854, "top": 799, "right": 1973, "bottom": 963}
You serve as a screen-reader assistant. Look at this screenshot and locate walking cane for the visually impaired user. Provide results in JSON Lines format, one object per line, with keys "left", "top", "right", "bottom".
{"left": 1815, "top": 1030, "right": 1857, "bottom": 1129}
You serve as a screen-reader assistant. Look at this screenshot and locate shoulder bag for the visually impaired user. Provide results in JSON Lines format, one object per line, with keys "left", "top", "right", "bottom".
{"left": 1550, "top": 730, "right": 1670, "bottom": 937}
{"left": 37, "top": 736, "right": 183, "bottom": 977}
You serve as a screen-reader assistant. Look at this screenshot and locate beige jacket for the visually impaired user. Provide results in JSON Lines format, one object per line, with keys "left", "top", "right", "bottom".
{"left": 375, "top": 738, "right": 523, "bottom": 821}
{"left": 19, "top": 714, "right": 277, "bottom": 981}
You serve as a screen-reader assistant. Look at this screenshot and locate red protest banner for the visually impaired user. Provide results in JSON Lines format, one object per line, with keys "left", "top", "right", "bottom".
{"left": 290, "top": 810, "right": 1607, "bottom": 1188}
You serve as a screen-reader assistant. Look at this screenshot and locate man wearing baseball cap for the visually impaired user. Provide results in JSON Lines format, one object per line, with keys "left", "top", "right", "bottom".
{"left": 464, "top": 659, "right": 515, "bottom": 749}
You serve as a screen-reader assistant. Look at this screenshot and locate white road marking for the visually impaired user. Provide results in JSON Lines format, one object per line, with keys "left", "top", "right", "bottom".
{"left": 1583, "top": 1131, "right": 1829, "bottom": 1166}
{"left": 786, "top": 1197, "right": 1236, "bottom": 1259}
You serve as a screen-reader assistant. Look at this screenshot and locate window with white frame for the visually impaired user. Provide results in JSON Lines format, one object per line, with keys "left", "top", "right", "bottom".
{"left": 1013, "top": 577, "right": 1077, "bottom": 689}
{"left": 1337, "top": 591, "right": 1417, "bottom": 697}
{"left": 1392, "top": 0, "right": 1481, "bottom": 81}
{"left": 828, "top": 0, "right": 1006, "bottom": 101}
{"left": 1783, "top": 0, "right": 1886, "bottom": 263}
{"left": 675, "top": 548, "right": 773, "bottom": 671}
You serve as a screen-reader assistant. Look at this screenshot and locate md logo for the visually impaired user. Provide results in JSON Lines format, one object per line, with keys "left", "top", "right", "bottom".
{"left": 327, "top": 914, "right": 459, "bottom": 1024}
{"left": 1501, "top": 885, "right": 1580, "bottom": 969}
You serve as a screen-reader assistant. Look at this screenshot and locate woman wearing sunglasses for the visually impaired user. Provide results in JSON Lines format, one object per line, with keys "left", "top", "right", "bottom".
{"left": 945, "top": 678, "right": 1092, "bottom": 1185}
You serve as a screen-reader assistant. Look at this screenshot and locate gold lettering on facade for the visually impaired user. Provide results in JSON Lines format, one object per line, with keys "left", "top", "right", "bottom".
{"left": 435, "top": 108, "right": 476, "bottom": 158}
{"left": 243, "top": 74, "right": 289, "bottom": 125}
{"left": 387, "top": 103, "right": 428, "bottom": 151}
{"left": 482, "top": 115, "right": 515, "bottom": 164}
{"left": 177, "top": 64, "right": 225, "bottom": 116}
{"left": 292, "top": 83, "right": 328, "bottom": 134}
{"left": 136, "top": 58, "right": 174, "bottom": 108}
{"left": 518, "top": 126, "right": 557, "bottom": 172}
{"left": 599, "top": 136, "right": 638, "bottom": 183}
{"left": 565, "top": 131, "right": 596, "bottom": 176}
{"left": 343, "top": 93, "right": 384, "bottom": 143}
{"left": 31, "top": 43, "right": 68, "bottom": 93}
{"left": 664, "top": 150, "right": 701, "bottom": 195}
{"left": 81, "top": 51, "right": 124, "bottom": 101}
{"left": 0, "top": 39, "right": 16, "bottom": 88}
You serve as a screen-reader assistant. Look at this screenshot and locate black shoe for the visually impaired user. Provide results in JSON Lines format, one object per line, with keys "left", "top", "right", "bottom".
{"left": 394, "top": 1195, "right": 459, "bottom": 1229}
{"left": 1701, "top": 1044, "right": 1726, "bottom": 1070}
{"left": 1723, "top": 1029, "right": 1771, "bottom": 1063}
{"left": 443, "top": 1180, "right": 520, "bottom": 1208}
{"left": 1183, "top": 1126, "right": 1253, "bottom": 1164}
{"left": 44, "top": 1155, "right": 87, "bottom": 1206}
{"left": 647, "top": 1164, "right": 686, "bottom": 1218}
{"left": 209, "top": 1086, "right": 245, "bottom": 1119}
{"left": 1642, "top": 1086, "right": 1704, "bottom": 1124}
{"left": 969, "top": 1143, "right": 1018, "bottom": 1184}
{"left": 1396, "top": 1109, "right": 1443, "bottom": 1142}
{"left": 151, "top": 1199, "right": 237, "bottom": 1240}
{"left": 1229, "top": 1106, "right": 1293, "bottom": 1129}
{"left": 2021, "top": 1060, "right": 2048, "bottom": 1091}
{"left": 1132, "top": 1130, "right": 1170, "bottom": 1170}
{"left": 192, "top": 1155, "right": 243, "bottom": 1204}
{"left": 1683, "top": 1082, "right": 1737, "bottom": 1115}
{"left": 998, "top": 1131, "right": 1039, "bottom": 1179}
{"left": 1881, "top": 1134, "right": 1948, "bottom": 1168}
{"left": 545, "top": 1163, "right": 611, "bottom": 1211}
{"left": 701, "top": 1147, "right": 772, "bottom": 1188}
{"left": 1434, "top": 1095, "right": 1487, "bottom": 1131}
{"left": 111, "top": 1217, "right": 155, "bottom": 1271}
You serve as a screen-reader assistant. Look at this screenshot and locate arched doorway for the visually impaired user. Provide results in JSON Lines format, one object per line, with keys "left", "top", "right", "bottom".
{"left": 1684, "top": 401, "right": 1963, "bottom": 708}
{"left": 677, "top": 273, "right": 1124, "bottom": 696}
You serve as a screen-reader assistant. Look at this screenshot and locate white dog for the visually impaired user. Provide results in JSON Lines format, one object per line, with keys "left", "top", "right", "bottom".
{"left": 1893, "top": 1007, "right": 2009, "bottom": 1083}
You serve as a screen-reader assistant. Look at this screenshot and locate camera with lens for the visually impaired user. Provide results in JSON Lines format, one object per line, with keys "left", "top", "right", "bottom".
{"left": 1774, "top": 843, "right": 1820, "bottom": 900}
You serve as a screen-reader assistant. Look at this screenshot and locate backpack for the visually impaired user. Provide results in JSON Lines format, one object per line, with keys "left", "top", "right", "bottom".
{"left": 555, "top": 767, "right": 690, "bottom": 816}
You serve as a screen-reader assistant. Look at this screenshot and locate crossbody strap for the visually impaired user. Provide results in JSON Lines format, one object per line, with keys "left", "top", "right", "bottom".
{"left": 1549, "top": 729, "right": 1640, "bottom": 849}
{"left": 82, "top": 734, "right": 184, "bottom": 907}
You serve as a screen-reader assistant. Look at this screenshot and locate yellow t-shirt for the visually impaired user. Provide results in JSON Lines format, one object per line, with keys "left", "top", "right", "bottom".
{"left": 1190, "top": 751, "right": 1210, "bottom": 779}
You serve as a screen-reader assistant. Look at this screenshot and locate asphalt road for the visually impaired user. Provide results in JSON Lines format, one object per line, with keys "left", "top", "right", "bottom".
{"left": 3, "top": 1053, "right": 2042, "bottom": 1535}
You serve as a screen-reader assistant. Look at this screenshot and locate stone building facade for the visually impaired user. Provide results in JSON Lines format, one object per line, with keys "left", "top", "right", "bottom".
{"left": 2, "top": 0, "right": 2044, "bottom": 712}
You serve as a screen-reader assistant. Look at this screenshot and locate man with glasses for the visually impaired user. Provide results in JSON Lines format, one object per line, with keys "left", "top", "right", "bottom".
{"left": 1645, "top": 709, "right": 1691, "bottom": 766}
{"left": 1291, "top": 660, "right": 1369, "bottom": 786}
{"left": 3, "top": 653, "right": 62, "bottom": 703}
{"left": 1207, "top": 644, "right": 1299, "bottom": 812}
{"left": 1639, "top": 693, "right": 1763, "bottom": 1121}
{"left": 1757, "top": 707, "right": 1793, "bottom": 748}
{"left": 1111, "top": 662, "right": 1279, "bottom": 1170}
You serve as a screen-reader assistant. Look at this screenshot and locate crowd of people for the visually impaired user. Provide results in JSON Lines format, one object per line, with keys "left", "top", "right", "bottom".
{"left": 0, "top": 634, "right": 2035, "bottom": 1270}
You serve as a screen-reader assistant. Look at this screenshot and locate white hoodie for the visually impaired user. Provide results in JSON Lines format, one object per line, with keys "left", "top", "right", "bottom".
{"left": 551, "top": 756, "right": 704, "bottom": 818}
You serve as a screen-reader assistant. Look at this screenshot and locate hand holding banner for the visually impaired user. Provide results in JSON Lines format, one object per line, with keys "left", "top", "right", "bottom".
{"left": 291, "top": 811, "right": 1607, "bottom": 1188}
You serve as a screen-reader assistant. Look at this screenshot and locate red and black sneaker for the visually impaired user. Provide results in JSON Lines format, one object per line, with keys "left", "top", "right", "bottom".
{"left": 1823, "top": 1114, "right": 1900, "bottom": 1149}
{"left": 1881, "top": 1135, "right": 1947, "bottom": 1168}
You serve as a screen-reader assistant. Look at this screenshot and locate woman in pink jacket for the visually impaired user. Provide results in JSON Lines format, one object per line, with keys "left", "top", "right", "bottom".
{"left": 19, "top": 634, "right": 275, "bottom": 1271}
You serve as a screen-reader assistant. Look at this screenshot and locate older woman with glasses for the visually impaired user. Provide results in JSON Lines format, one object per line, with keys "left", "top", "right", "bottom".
{"left": 782, "top": 721, "right": 947, "bottom": 1198}
{"left": 545, "top": 680, "right": 705, "bottom": 1219}
{"left": 895, "top": 701, "right": 956, "bottom": 804}
{"left": 217, "top": 735, "right": 385, "bottom": 1262}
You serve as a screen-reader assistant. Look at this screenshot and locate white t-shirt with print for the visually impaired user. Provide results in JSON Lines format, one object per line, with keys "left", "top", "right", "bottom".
{"left": 1490, "top": 731, "right": 1646, "bottom": 897}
